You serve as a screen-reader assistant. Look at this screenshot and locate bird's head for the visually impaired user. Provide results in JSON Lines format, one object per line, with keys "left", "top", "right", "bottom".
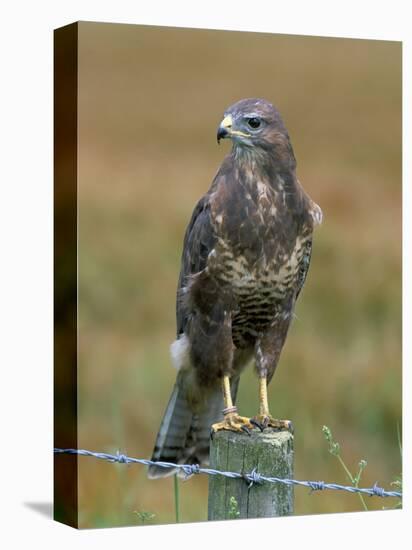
{"left": 217, "top": 98, "right": 290, "bottom": 155}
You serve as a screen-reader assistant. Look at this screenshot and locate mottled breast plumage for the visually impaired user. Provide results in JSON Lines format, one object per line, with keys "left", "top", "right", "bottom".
{"left": 206, "top": 171, "right": 313, "bottom": 348}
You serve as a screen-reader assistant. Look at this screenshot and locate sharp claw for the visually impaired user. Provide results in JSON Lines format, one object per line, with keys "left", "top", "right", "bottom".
{"left": 250, "top": 416, "right": 293, "bottom": 432}
{"left": 211, "top": 414, "right": 254, "bottom": 436}
{"left": 241, "top": 425, "right": 251, "bottom": 436}
{"left": 250, "top": 418, "right": 264, "bottom": 431}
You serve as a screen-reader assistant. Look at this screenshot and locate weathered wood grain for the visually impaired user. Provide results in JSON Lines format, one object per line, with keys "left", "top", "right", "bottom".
{"left": 208, "top": 428, "right": 294, "bottom": 520}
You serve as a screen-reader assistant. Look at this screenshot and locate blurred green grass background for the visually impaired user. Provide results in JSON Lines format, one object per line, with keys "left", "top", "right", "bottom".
{"left": 76, "top": 22, "right": 401, "bottom": 527}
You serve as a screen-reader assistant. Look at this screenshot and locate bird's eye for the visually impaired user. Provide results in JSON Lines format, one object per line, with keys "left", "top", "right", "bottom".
{"left": 247, "top": 117, "right": 261, "bottom": 129}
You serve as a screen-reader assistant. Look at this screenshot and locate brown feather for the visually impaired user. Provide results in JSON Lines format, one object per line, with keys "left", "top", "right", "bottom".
{"left": 148, "top": 98, "right": 321, "bottom": 476}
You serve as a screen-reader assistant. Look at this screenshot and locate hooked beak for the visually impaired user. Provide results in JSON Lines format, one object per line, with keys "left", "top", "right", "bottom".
{"left": 217, "top": 114, "right": 233, "bottom": 144}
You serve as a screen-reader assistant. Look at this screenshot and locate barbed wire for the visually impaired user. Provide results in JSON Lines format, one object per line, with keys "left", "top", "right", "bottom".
{"left": 54, "top": 448, "right": 402, "bottom": 498}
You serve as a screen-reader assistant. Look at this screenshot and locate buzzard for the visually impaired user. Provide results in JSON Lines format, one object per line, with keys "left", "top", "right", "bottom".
{"left": 148, "top": 98, "right": 322, "bottom": 478}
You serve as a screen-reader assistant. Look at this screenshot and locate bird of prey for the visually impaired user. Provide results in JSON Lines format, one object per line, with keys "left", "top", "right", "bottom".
{"left": 148, "top": 98, "right": 322, "bottom": 479}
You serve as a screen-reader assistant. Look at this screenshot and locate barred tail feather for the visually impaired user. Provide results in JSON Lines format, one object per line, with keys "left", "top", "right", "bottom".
{"left": 147, "top": 373, "right": 240, "bottom": 479}
{"left": 147, "top": 372, "right": 193, "bottom": 479}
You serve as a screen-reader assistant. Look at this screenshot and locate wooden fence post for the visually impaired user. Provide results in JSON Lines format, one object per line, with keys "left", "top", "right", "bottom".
{"left": 208, "top": 428, "right": 294, "bottom": 520}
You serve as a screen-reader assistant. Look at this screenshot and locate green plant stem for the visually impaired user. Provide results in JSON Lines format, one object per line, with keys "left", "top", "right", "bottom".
{"left": 336, "top": 455, "right": 368, "bottom": 511}
{"left": 174, "top": 474, "right": 180, "bottom": 523}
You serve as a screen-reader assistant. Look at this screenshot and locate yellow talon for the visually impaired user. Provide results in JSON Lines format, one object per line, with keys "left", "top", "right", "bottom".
{"left": 250, "top": 415, "right": 293, "bottom": 432}
{"left": 250, "top": 376, "right": 293, "bottom": 432}
{"left": 211, "top": 375, "right": 253, "bottom": 436}
{"left": 211, "top": 412, "right": 253, "bottom": 435}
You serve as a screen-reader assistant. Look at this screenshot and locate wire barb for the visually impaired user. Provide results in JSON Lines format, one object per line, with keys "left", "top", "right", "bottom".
{"left": 307, "top": 481, "right": 326, "bottom": 492}
{"left": 53, "top": 448, "right": 402, "bottom": 499}
{"left": 244, "top": 467, "right": 264, "bottom": 488}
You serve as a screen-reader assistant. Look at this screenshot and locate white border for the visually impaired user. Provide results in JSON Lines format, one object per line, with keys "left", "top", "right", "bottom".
{"left": 0, "top": 1, "right": 409, "bottom": 548}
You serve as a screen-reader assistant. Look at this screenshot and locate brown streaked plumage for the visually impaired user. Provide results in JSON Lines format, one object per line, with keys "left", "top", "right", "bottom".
{"left": 148, "top": 98, "right": 322, "bottom": 478}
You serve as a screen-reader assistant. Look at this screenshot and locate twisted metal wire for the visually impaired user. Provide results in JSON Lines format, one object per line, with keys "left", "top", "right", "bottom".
{"left": 54, "top": 448, "right": 402, "bottom": 498}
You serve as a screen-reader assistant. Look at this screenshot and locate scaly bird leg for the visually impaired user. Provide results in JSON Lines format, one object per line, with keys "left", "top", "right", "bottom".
{"left": 250, "top": 376, "right": 293, "bottom": 433}
{"left": 211, "top": 375, "right": 253, "bottom": 437}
